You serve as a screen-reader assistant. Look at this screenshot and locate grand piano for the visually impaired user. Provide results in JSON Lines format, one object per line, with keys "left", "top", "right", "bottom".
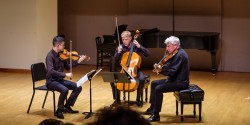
{"left": 99, "top": 29, "right": 220, "bottom": 73}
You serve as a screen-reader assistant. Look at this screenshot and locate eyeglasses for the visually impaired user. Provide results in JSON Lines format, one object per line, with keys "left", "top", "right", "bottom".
{"left": 58, "top": 42, "right": 65, "bottom": 47}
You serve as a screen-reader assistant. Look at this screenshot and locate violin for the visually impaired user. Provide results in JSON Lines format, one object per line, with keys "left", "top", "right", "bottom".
{"left": 116, "top": 30, "right": 141, "bottom": 92}
{"left": 59, "top": 49, "right": 90, "bottom": 61}
{"left": 153, "top": 49, "right": 178, "bottom": 75}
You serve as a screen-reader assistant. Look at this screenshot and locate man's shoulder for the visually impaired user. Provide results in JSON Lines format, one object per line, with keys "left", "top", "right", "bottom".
{"left": 178, "top": 48, "right": 187, "bottom": 54}
{"left": 177, "top": 48, "right": 188, "bottom": 58}
{"left": 46, "top": 50, "right": 55, "bottom": 58}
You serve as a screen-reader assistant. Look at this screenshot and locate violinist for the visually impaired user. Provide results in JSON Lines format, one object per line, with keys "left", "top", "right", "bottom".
{"left": 45, "top": 35, "right": 88, "bottom": 119}
{"left": 144, "top": 36, "right": 190, "bottom": 122}
{"left": 110, "top": 31, "right": 150, "bottom": 106}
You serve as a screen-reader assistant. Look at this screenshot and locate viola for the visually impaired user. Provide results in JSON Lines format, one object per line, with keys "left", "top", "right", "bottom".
{"left": 116, "top": 30, "right": 141, "bottom": 92}
{"left": 153, "top": 49, "right": 178, "bottom": 75}
{"left": 59, "top": 49, "right": 90, "bottom": 61}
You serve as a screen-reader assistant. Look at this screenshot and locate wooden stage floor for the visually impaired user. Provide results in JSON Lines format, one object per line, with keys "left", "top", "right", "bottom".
{"left": 0, "top": 65, "right": 249, "bottom": 125}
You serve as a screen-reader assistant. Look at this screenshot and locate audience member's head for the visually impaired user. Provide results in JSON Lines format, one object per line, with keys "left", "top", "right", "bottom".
{"left": 89, "top": 106, "right": 150, "bottom": 125}
{"left": 39, "top": 118, "right": 64, "bottom": 125}
{"left": 39, "top": 118, "right": 74, "bottom": 125}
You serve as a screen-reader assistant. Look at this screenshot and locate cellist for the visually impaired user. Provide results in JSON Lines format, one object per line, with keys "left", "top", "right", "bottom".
{"left": 110, "top": 31, "right": 150, "bottom": 106}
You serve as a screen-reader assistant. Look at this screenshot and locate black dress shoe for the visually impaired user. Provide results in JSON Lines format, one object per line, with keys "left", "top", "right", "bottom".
{"left": 64, "top": 106, "right": 79, "bottom": 113}
{"left": 110, "top": 100, "right": 121, "bottom": 107}
{"left": 136, "top": 100, "right": 143, "bottom": 107}
{"left": 56, "top": 110, "right": 64, "bottom": 119}
{"left": 116, "top": 100, "right": 121, "bottom": 104}
{"left": 143, "top": 108, "right": 154, "bottom": 115}
{"left": 147, "top": 114, "right": 160, "bottom": 122}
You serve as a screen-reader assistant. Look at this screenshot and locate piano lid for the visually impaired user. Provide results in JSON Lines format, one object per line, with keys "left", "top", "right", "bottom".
{"left": 140, "top": 31, "right": 220, "bottom": 50}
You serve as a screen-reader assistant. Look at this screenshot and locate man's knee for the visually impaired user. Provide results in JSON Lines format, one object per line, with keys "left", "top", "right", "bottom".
{"left": 76, "top": 86, "right": 82, "bottom": 93}
{"left": 61, "top": 88, "right": 69, "bottom": 95}
{"left": 151, "top": 80, "right": 158, "bottom": 88}
{"left": 139, "top": 74, "right": 146, "bottom": 81}
{"left": 155, "top": 86, "right": 164, "bottom": 94}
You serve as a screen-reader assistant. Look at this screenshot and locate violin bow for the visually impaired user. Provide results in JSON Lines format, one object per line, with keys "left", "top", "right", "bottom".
{"left": 70, "top": 40, "right": 73, "bottom": 80}
{"left": 115, "top": 17, "right": 121, "bottom": 46}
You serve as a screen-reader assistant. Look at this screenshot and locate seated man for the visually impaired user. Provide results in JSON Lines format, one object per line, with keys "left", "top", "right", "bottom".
{"left": 46, "top": 35, "right": 89, "bottom": 119}
{"left": 144, "top": 36, "right": 190, "bottom": 122}
{"left": 110, "top": 30, "right": 150, "bottom": 106}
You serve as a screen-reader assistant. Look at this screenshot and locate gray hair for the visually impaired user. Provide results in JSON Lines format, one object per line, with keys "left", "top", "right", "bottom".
{"left": 164, "top": 36, "right": 180, "bottom": 46}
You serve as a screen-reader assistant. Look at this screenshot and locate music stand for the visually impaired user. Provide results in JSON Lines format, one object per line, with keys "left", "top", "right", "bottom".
{"left": 100, "top": 72, "right": 132, "bottom": 108}
{"left": 82, "top": 68, "right": 102, "bottom": 119}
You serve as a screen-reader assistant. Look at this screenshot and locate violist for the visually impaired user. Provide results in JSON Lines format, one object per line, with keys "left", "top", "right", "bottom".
{"left": 144, "top": 36, "right": 190, "bottom": 122}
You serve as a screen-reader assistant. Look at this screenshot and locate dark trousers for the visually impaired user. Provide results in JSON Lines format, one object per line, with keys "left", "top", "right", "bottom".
{"left": 149, "top": 79, "right": 188, "bottom": 112}
{"left": 46, "top": 79, "right": 82, "bottom": 111}
{"left": 110, "top": 70, "right": 146, "bottom": 102}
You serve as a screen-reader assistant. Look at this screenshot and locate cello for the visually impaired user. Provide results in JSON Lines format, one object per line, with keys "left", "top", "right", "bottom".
{"left": 116, "top": 30, "right": 141, "bottom": 92}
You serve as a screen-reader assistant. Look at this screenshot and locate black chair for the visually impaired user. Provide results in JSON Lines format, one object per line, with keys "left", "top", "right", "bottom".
{"left": 141, "top": 75, "right": 151, "bottom": 103}
{"left": 96, "top": 36, "right": 112, "bottom": 69}
{"left": 120, "top": 75, "right": 151, "bottom": 107}
{"left": 96, "top": 36, "right": 103, "bottom": 69}
{"left": 27, "top": 62, "right": 56, "bottom": 116}
{"left": 110, "top": 57, "right": 151, "bottom": 106}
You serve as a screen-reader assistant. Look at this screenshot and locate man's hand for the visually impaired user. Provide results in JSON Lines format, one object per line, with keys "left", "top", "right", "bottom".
{"left": 77, "top": 55, "right": 90, "bottom": 63}
{"left": 117, "top": 45, "right": 122, "bottom": 53}
{"left": 153, "top": 63, "right": 162, "bottom": 75}
{"left": 133, "top": 40, "right": 141, "bottom": 48}
{"left": 66, "top": 73, "right": 73, "bottom": 78}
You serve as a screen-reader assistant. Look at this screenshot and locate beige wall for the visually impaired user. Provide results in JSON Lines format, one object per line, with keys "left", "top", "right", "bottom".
{"left": 0, "top": 0, "right": 57, "bottom": 69}
{"left": 1, "top": 0, "right": 250, "bottom": 72}
{"left": 36, "top": 0, "right": 58, "bottom": 64}
{"left": 221, "top": 0, "right": 250, "bottom": 72}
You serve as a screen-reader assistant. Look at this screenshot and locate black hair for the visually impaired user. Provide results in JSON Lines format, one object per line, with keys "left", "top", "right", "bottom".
{"left": 53, "top": 35, "right": 65, "bottom": 46}
{"left": 39, "top": 118, "right": 64, "bottom": 125}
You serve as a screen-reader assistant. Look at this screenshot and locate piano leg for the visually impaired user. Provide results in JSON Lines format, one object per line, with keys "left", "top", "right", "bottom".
{"left": 210, "top": 50, "right": 217, "bottom": 75}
